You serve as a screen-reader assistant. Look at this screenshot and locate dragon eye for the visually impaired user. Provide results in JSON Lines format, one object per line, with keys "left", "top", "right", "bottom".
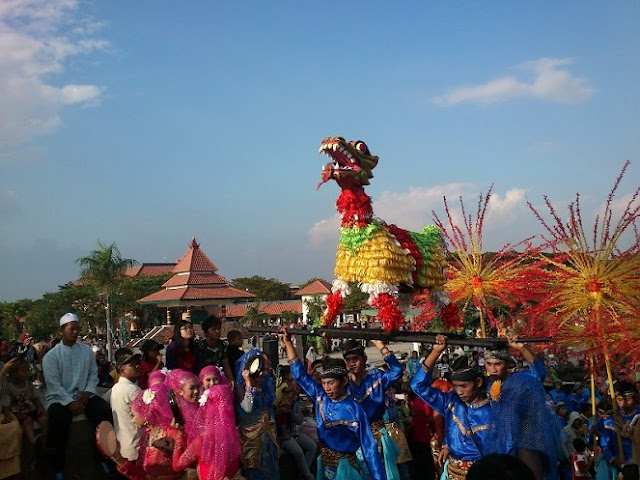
{"left": 355, "top": 142, "right": 367, "bottom": 153}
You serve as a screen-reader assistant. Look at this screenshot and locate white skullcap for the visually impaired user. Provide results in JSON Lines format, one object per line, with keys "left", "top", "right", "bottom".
{"left": 60, "top": 312, "right": 79, "bottom": 327}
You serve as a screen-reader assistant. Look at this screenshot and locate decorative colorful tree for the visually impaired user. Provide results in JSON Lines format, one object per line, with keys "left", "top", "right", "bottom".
{"left": 528, "top": 161, "right": 640, "bottom": 460}
{"left": 414, "top": 187, "right": 546, "bottom": 335}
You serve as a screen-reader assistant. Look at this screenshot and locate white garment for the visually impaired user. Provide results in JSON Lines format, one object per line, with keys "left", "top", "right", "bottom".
{"left": 43, "top": 342, "right": 98, "bottom": 409}
{"left": 110, "top": 377, "right": 141, "bottom": 461}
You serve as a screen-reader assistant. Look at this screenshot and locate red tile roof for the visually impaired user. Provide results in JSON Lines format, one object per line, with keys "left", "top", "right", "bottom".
{"left": 173, "top": 238, "right": 218, "bottom": 273}
{"left": 162, "top": 273, "right": 229, "bottom": 288}
{"left": 295, "top": 279, "right": 332, "bottom": 296}
{"left": 126, "top": 263, "right": 176, "bottom": 277}
{"left": 207, "top": 301, "right": 302, "bottom": 319}
{"left": 138, "top": 286, "right": 255, "bottom": 304}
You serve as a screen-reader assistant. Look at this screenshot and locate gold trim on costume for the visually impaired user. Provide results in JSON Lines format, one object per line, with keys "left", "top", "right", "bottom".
{"left": 354, "top": 378, "right": 382, "bottom": 403}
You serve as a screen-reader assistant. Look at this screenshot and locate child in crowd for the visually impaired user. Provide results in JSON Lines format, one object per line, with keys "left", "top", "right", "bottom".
{"left": 110, "top": 382, "right": 183, "bottom": 480}
{"left": 2, "top": 357, "right": 48, "bottom": 445}
{"left": 138, "top": 340, "right": 164, "bottom": 390}
{"left": 570, "top": 438, "right": 592, "bottom": 480}
{"left": 226, "top": 330, "right": 244, "bottom": 383}
{"left": 165, "top": 369, "right": 200, "bottom": 436}
{"left": 199, "top": 365, "right": 226, "bottom": 390}
{"left": 172, "top": 366, "right": 242, "bottom": 480}
{"left": 110, "top": 349, "right": 142, "bottom": 463}
{"left": 199, "top": 315, "right": 234, "bottom": 381}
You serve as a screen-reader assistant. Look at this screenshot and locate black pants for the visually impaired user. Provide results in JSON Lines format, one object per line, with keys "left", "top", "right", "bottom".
{"left": 47, "top": 395, "right": 113, "bottom": 469}
{"left": 409, "top": 440, "right": 436, "bottom": 480}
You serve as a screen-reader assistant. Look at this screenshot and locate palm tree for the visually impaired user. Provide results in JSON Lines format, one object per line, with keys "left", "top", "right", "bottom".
{"left": 76, "top": 241, "right": 137, "bottom": 360}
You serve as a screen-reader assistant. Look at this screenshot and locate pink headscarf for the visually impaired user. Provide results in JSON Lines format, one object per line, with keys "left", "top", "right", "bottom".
{"left": 164, "top": 369, "right": 199, "bottom": 435}
{"left": 189, "top": 384, "right": 242, "bottom": 480}
{"left": 131, "top": 383, "right": 174, "bottom": 429}
{"left": 148, "top": 370, "right": 167, "bottom": 387}
{"left": 198, "top": 365, "right": 228, "bottom": 386}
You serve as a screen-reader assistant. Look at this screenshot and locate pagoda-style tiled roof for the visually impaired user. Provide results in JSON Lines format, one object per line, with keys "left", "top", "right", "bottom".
{"left": 138, "top": 286, "right": 255, "bottom": 304}
{"left": 173, "top": 237, "right": 218, "bottom": 273}
{"left": 162, "top": 273, "right": 229, "bottom": 288}
{"left": 208, "top": 301, "right": 303, "bottom": 319}
{"left": 126, "top": 263, "right": 176, "bottom": 277}
{"left": 295, "top": 279, "right": 332, "bottom": 296}
{"left": 136, "top": 237, "right": 256, "bottom": 306}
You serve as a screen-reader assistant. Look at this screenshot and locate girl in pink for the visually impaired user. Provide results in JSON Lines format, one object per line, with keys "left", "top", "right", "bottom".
{"left": 165, "top": 369, "right": 199, "bottom": 437}
{"left": 172, "top": 372, "right": 242, "bottom": 480}
{"left": 110, "top": 382, "right": 183, "bottom": 480}
{"left": 199, "top": 365, "right": 227, "bottom": 389}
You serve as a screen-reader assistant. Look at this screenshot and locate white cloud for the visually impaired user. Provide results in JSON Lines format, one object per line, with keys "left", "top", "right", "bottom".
{"left": 307, "top": 183, "right": 532, "bottom": 250}
{"left": 0, "top": 0, "right": 106, "bottom": 147}
{"left": 432, "top": 58, "right": 596, "bottom": 106}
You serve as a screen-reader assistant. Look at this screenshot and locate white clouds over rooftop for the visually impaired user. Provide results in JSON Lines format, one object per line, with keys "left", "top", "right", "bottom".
{"left": 0, "top": 0, "right": 106, "bottom": 147}
{"left": 432, "top": 57, "right": 596, "bottom": 106}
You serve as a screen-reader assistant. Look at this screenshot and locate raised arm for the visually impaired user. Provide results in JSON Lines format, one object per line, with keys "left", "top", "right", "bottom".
{"left": 280, "top": 327, "right": 321, "bottom": 398}
{"left": 371, "top": 340, "right": 403, "bottom": 390}
{"left": 409, "top": 335, "right": 452, "bottom": 415}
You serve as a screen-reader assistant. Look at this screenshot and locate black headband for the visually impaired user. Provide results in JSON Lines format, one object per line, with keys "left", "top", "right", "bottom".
{"left": 450, "top": 366, "right": 482, "bottom": 382}
{"left": 320, "top": 366, "right": 348, "bottom": 380}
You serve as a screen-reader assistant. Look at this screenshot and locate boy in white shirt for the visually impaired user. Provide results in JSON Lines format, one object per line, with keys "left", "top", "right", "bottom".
{"left": 110, "top": 348, "right": 142, "bottom": 462}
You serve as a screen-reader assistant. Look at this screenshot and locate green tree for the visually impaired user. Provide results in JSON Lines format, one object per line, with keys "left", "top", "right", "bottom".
{"left": 76, "top": 241, "right": 137, "bottom": 360}
{"left": 231, "top": 275, "right": 291, "bottom": 301}
{"left": 240, "top": 303, "right": 269, "bottom": 327}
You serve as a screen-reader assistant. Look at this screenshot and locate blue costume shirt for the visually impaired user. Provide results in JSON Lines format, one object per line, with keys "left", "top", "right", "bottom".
{"left": 600, "top": 407, "right": 640, "bottom": 463}
{"left": 290, "top": 359, "right": 387, "bottom": 480}
{"left": 486, "top": 372, "right": 558, "bottom": 476}
{"left": 410, "top": 364, "right": 492, "bottom": 461}
{"left": 349, "top": 353, "right": 403, "bottom": 423}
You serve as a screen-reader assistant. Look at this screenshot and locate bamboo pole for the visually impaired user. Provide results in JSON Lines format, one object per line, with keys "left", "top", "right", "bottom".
{"left": 603, "top": 345, "right": 625, "bottom": 462}
{"left": 247, "top": 326, "right": 552, "bottom": 349}
{"left": 478, "top": 307, "right": 487, "bottom": 338}
{"left": 589, "top": 354, "right": 597, "bottom": 452}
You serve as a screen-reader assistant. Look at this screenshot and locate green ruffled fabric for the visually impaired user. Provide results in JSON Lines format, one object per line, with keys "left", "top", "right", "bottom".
{"left": 408, "top": 225, "right": 444, "bottom": 283}
{"left": 339, "top": 220, "right": 383, "bottom": 254}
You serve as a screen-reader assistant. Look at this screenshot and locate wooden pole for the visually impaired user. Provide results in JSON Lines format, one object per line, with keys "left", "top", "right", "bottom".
{"left": 246, "top": 326, "right": 552, "bottom": 349}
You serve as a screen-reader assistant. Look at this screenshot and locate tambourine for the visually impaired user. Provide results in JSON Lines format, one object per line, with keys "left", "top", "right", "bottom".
{"left": 245, "top": 354, "right": 264, "bottom": 377}
{"left": 167, "top": 389, "right": 183, "bottom": 427}
{"left": 96, "top": 421, "right": 117, "bottom": 457}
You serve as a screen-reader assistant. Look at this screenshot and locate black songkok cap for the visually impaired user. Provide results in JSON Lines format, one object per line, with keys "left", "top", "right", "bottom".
{"left": 342, "top": 340, "right": 365, "bottom": 359}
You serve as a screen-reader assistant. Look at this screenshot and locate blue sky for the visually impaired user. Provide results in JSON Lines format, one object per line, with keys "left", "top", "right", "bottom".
{"left": 1, "top": 1, "right": 639, "bottom": 301}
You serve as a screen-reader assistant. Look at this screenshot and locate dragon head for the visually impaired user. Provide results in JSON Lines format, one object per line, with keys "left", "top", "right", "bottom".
{"left": 317, "top": 136, "right": 379, "bottom": 189}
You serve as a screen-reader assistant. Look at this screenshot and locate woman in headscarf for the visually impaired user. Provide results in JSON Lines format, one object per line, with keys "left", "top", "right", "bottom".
{"left": 234, "top": 349, "right": 280, "bottom": 480}
{"left": 164, "top": 369, "right": 200, "bottom": 438}
{"left": 305, "top": 346, "right": 318, "bottom": 374}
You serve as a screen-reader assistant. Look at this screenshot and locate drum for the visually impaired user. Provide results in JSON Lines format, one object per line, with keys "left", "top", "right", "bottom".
{"left": 95, "top": 421, "right": 117, "bottom": 457}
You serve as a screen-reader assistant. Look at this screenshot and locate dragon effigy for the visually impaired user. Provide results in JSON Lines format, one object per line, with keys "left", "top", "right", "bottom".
{"left": 317, "top": 136, "right": 454, "bottom": 331}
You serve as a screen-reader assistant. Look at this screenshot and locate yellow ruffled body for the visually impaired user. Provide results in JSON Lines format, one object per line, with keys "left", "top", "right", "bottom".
{"left": 335, "top": 228, "right": 415, "bottom": 285}
{"left": 419, "top": 247, "right": 448, "bottom": 289}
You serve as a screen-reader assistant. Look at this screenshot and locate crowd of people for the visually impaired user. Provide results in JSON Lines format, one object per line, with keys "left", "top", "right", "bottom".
{"left": 0, "top": 314, "right": 639, "bottom": 480}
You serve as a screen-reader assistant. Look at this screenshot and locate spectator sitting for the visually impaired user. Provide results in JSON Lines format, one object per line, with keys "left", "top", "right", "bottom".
{"left": 43, "top": 313, "right": 113, "bottom": 474}
{"left": 96, "top": 351, "right": 114, "bottom": 388}
{"left": 2, "top": 357, "right": 48, "bottom": 445}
